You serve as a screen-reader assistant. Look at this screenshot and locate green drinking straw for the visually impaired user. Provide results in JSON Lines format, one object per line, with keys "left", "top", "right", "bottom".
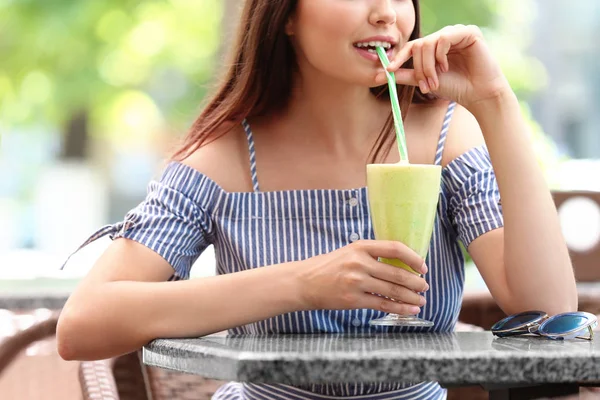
{"left": 376, "top": 46, "right": 409, "bottom": 163}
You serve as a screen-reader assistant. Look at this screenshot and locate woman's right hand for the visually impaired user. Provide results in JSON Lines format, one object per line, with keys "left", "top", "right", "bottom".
{"left": 297, "top": 240, "right": 430, "bottom": 315}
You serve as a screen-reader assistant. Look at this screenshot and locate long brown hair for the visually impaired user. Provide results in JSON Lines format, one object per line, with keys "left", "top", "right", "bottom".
{"left": 171, "top": 0, "right": 432, "bottom": 163}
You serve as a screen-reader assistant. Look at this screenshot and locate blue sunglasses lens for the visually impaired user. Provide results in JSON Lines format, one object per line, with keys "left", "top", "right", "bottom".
{"left": 541, "top": 314, "right": 590, "bottom": 335}
{"left": 493, "top": 311, "right": 544, "bottom": 331}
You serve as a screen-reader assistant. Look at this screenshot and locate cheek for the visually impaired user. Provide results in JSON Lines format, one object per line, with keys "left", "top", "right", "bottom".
{"left": 400, "top": 5, "right": 417, "bottom": 40}
{"left": 293, "top": 1, "right": 357, "bottom": 58}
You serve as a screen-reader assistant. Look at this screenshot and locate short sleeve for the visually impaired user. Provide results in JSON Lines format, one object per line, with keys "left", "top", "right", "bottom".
{"left": 443, "top": 145, "right": 504, "bottom": 248}
{"left": 114, "top": 163, "right": 216, "bottom": 279}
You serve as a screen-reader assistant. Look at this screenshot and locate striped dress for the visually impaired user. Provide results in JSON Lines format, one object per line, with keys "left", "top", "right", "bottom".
{"left": 66, "top": 101, "right": 503, "bottom": 399}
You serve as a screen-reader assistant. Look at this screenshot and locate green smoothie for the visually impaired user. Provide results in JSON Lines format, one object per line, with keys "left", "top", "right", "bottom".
{"left": 366, "top": 163, "right": 442, "bottom": 274}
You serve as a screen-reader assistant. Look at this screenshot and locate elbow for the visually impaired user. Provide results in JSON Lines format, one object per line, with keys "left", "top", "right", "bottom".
{"left": 542, "top": 303, "right": 578, "bottom": 316}
{"left": 550, "top": 296, "right": 578, "bottom": 315}
{"left": 56, "top": 306, "right": 116, "bottom": 361}
{"left": 56, "top": 301, "right": 148, "bottom": 361}
{"left": 536, "top": 291, "right": 579, "bottom": 316}
{"left": 56, "top": 309, "right": 83, "bottom": 361}
{"left": 56, "top": 305, "right": 107, "bottom": 361}
{"left": 564, "top": 291, "right": 578, "bottom": 314}
{"left": 499, "top": 289, "right": 578, "bottom": 317}
{"left": 548, "top": 280, "right": 578, "bottom": 315}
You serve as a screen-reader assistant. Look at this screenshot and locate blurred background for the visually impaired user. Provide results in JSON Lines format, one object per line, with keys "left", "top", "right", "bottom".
{"left": 1, "top": 0, "right": 600, "bottom": 398}
{"left": 2, "top": 0, "right": 600, "bottom": 289}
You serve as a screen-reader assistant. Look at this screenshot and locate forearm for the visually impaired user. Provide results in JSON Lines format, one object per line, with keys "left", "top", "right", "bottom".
{"left": 58, "top": 261, "right": 304, "bottom": 361}
{"left": 468, "top": 89, "right": 577, "bottom": 314}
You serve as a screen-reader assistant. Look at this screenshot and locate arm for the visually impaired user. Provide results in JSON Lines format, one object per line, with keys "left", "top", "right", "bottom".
{"left": 57, "top": 238, "right": 303, "bottom": 361}
{"left": 443, "top": 103, "right": 577, "bottom": 315}
{"left": 466, "top": 92, "right": 577, "bottom": 315}
{"left": 384, "top": 24, "right": 577, "bottom": 316}
{"left": 58, "top": 238, "right": 429, "bottom": 361}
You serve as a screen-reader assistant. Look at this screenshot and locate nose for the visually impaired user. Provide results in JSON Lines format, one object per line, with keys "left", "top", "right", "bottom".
{"left": 369, "top": 0, "right": 396, "bottom": 26}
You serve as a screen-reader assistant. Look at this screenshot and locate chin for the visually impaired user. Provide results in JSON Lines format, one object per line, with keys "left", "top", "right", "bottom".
{"left": 344, "top": 74, "right": 383, "bottom": 89}
{"left": 369, "top": 82, "right": 387, "bottom": 90}
{"left": 319, "top": 68, "right": 384, "bottom": 90}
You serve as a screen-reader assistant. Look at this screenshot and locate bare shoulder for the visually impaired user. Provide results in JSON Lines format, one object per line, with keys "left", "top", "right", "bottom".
{"left": 180, "top": 122, "right": 254, "bottom": 192}
{"left": 440, "top": 103, "right": 486, "bottom": 167}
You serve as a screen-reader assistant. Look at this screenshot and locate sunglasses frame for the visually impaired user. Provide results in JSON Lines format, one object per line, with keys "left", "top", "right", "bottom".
{"left": 491, "top": 311, "right": 598, "bottom": 341}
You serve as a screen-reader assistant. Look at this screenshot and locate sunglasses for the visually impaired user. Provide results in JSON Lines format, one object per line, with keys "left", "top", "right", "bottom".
{"left": 491, "top": 311, "right": 598, "bottom": 340}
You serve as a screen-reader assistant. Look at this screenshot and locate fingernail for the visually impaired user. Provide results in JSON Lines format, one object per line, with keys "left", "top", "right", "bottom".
{"left": 424, "top": 283, "right": 430, "bottom": 292}
{"left": 375, "top": 72, "right": 386, "bottom": 83}
{"left": 421, "top": 262, "right": 428, "bottom": 274}
{"left": 420, "top": 297, "right": 427, "bottom": 306}
{"left": 410, "top": 306, "right": 421, "bottom": 315}
{"left": 419, "top": 80, "right": 429, "bottom": 93}
{"left": 428, "top": 77, "right": 436, "bottom": 90}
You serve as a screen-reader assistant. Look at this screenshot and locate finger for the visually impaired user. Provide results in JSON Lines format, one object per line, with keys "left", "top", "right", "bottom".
{"left": 422, "top": 38, "right": 439, "bottom": 91}
{"left": 435, "top": 33, "right": 451, "bottom": 73}
{"left": 440, "top": 24, "right": 483, "bottom": 51}
{"left": 364, "top": 277, "right": 427, "bottom": 306}
{"left": 411, "top": 42, "right": 429, "bottom": 93}
{"left": 366, "top": 259, "right": 429, "bottom": 292}
{"left": 387, "top": 41, "right": 414, "bottom": 71}
{"left": 354, "top": 240, "right": 427, "bottom": 274}
{"left": 360, "top": 293, "right": 421, "bottom": 316}
{"left": 374, "top": 68, "right": 418, "bottom": 87}
{"left": 394, "top": 68, "right": 418, "bottom": 86}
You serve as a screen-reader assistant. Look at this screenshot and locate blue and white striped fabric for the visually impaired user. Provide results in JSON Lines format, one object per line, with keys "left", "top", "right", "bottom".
{"left": 66, "top": 101, "right": 503, "bottom": 399}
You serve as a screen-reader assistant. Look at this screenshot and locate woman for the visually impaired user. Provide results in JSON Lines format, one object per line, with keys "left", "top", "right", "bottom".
{"left": 57, "top": 0, "right": 577, "bottom": 398}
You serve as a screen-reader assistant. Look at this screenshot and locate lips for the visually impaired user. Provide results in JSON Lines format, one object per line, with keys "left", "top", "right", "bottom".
{"left": 353, "top": 42, "right": 395, "bottom": 62}
{"left": 353, "top": 35, "right": 397, "bottom": 51}
{"left": 352, "top": 36, "right": 398, "bottom": 62}
{"left": 353, "top": 41, "right": 394, "bottom": 52}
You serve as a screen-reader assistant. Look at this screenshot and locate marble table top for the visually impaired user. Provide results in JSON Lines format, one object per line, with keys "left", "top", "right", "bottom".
{"left": 142, "top": 331, "right": 600, "bottom": 386}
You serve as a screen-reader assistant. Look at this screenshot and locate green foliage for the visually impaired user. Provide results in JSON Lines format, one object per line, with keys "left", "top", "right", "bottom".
{"left": 420, "top": 0, "right": 497, "bottom": 35}
{"left": 0, "top": 0, "right": 222, "bottom": 136}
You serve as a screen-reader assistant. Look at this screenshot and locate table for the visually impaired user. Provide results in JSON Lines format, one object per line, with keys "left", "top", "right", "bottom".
{"left": 143, "top": 331, "right": 600, "bottom": 399}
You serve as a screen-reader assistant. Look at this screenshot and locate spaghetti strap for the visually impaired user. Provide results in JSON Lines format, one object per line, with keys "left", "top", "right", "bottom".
{"left": 242, "top": 119, "right": 261, "bottom": 192}
{"left": 434, "top": 101, "right": 457, "bottom": 166}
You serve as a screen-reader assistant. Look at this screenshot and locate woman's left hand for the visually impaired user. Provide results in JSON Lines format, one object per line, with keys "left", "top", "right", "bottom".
{"left": 376, "top": 25, "right": 511, "bottom": 109}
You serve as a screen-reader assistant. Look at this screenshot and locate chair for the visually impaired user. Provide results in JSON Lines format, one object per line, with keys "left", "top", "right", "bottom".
{"left": 79, "top": 354, "right": 225, "bottom": 400}
{"left": 79, "top": 352, "right": 146, "bottom": 400}
{"left": 553, "top": 190, "right": 600, "bottom": 282}
{"left": 0, "top": 310, "right": 223, "bottom": 400}
{"left": 0, "top": 312, "right": 82, "bottom": 400}
{"left": 0, "top": 313, "right": 59, "bottom": 375}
